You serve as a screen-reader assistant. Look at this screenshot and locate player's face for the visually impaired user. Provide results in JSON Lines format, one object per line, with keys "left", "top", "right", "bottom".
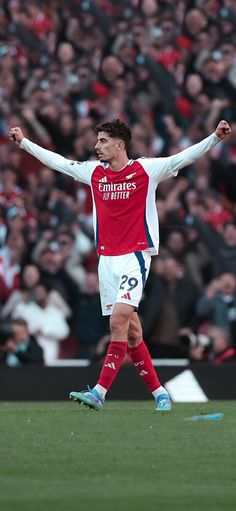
{"left": 95, "top": 132, "right": 121, "bottom": 162}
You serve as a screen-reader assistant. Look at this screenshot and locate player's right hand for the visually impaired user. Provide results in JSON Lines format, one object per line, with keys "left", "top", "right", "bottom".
{"left": 9, "top": 127, "right": 24, "bottom": 145}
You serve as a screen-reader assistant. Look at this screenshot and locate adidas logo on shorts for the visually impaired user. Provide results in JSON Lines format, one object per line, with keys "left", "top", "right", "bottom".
{"left": 121, "top": 292, "right": 131, "bottom": 300}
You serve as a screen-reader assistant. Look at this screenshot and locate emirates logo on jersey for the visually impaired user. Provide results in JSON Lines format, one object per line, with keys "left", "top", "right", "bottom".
{"left": 98, "top": 182, "right": 136, "bottom": 192}
{"left": 99, "top": 180, "right": 136, "bottom": 201}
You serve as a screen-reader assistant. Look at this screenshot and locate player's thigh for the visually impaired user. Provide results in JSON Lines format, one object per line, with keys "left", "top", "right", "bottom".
{"left": 116, "top": 252, "right": 151, "bottom": 308}
{"left": 98, "top": 256, "right": 118, "bottom": 316}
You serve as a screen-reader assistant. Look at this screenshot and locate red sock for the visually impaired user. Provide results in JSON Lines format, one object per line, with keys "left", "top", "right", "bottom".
{"left": 128, "top": 340, "right": 161, "bottom": 392}
{"left": 98, "top": 341, "right": 127, "bottom": 391}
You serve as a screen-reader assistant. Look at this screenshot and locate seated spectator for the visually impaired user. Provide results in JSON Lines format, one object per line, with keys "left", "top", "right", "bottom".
{"left": 12, "top": 282, "right": 70, "bottom": 364}
{"left": 1, "top": 263, "right": 40, "bottom": 318}
{"left": 1, "top": 263, "right": 71, "bottom": 320}
{"left": 209, "top": 326, "right": 236, "bottom": 364}
{"left": 0, "top": 318, "right": 44, "bottom": 366}
{"left": 197, "top": 272, "right": 236, "bottom": 347}
{"left": 189, "top": 326, "right": 236, "bottom": 364}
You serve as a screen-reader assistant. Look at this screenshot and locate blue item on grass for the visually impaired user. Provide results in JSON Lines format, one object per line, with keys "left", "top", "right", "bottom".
{"left": 185, "top": 413, "right": 224, "bottom": 421}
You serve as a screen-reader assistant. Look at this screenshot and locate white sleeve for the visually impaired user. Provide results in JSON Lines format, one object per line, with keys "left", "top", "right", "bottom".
{"left": 138, "top": 133, "right": 220, "bottom": 183}
{"left": 20, "top": 138, "right": 98, "bottom": 185}
{"left": 40, "top": 311, "right": 70, "bottom": 340}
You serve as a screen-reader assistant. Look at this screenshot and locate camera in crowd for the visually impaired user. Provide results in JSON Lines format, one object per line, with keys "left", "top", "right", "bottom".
{"left": 179, "top": 331, "right": 212, "bottom": 356}
{"left": 0, "top": 324, "right": 13, "bottom": 346}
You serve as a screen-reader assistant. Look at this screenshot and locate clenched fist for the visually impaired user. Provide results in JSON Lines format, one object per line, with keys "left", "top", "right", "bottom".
{"left": 9, "top": 127, "right": 24, "bottom": 145}
{"left": 215, "top": 120, "right": 231, "bottom": 140}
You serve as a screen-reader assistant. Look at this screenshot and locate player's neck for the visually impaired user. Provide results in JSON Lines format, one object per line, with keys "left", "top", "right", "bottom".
{"left": 108, "top": 154, "right": 129, "bottom": 172}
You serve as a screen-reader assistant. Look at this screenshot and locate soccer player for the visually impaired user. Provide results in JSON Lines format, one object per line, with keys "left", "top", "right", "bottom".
{"left": 9, "top": 119, "right": 231, "bottom": 411}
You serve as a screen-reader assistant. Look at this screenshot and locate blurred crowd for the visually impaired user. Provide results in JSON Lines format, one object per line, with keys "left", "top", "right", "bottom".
{"left": 0, "top": 0, "right": 236, "bottom": 366}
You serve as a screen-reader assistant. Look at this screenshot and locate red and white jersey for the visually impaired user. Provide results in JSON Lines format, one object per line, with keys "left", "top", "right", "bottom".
{"left": 20, "top": 133, "right": 220, "bottom": 256}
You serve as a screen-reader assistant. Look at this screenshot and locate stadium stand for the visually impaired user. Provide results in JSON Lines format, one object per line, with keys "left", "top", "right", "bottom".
{"left": 0, "top": 0, "right": 236, "bottom": 364}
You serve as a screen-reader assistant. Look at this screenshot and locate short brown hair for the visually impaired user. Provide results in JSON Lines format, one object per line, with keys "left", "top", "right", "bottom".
{"left": 12, "top": 318, "right": 28, "bottom": 328}
{"left": 95, "top": 119, "right": 132, "bottom": 150}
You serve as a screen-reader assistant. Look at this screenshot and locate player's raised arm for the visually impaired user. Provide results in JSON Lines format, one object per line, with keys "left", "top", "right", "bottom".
{"left": 8, "top": 126, "right": 96, "bottom": 185}
{"left": 141, "top": 120, "right": 231, "bottom": 184}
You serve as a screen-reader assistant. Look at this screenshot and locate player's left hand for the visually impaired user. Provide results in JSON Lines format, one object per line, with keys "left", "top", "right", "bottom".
{"left": 215, "top": 120, "right": 231, "bottom": 140}
{"left": 9, "top": 126, "right": 24, "bottom": 145}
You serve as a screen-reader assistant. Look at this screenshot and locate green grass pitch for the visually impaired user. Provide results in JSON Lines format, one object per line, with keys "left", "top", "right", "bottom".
{"left": 0, "top": 401, "right": 236, "bottom": 511}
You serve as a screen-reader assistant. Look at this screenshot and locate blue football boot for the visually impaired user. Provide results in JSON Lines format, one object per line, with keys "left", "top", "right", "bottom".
{"left": 69, "top": 386, "right": 104, "bottom": 411}
{"left": 156, "top": 393, "right": 172, "bottom": 411}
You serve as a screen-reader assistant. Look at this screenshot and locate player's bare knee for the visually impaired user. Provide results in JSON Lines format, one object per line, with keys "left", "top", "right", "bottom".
{"left": 110, "top": 311, "right": 129, "bottom": 337}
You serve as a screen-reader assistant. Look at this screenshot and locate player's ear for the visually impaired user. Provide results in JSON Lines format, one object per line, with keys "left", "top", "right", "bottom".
{"left": 117, "top": 140, "right": 124, "bottom": 151}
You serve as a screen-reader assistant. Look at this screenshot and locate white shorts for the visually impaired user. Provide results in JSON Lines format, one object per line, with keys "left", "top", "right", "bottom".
{"left": 98, "top": 251, "right": 151, "bottom": 316}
